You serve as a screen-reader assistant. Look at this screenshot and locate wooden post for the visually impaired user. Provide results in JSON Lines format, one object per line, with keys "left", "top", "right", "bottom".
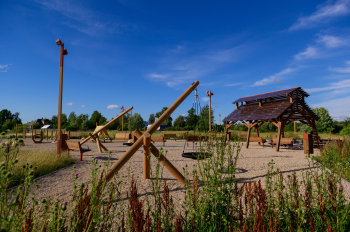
{"left": 15, "top": 124, "right": 18, "bottom": 140}
{"left": 206, "top": 90, "right": 214, "bottom": 132}
{"left": 23, "top": 124, "right": 26, "bottom": 139}
{"left": 143, "top": 132, "right": 151, "bottom": 179}
{"left": 246, "top": 123, "right": 251, "bottom": 148}
{"left": 46, "top": 129, "right": 48, "bottom": 141}
{"left": 68, "top": 130, "right": 70, "bottom": 140}
{"left": 122, "top": 117, "right": 123, "bottom": 132}
{"left": 86, "top": 81, "right": 198, "bottom": 197}
{"left": 135, "top": 130, "right": 185, "bottom": 184}
{"left": 51, "top": 130, "right": 53, "bottom": 140}
{"left": 294, "top": 121, "right": 296, "bottom": 140}
{"left": 255, "top": 125, "right": 260, "bottom": 145}
{"left": 88, "top": 133, "right": 108, "bottom": 152}
{"left": 276, "top": 122, "right": 282, "bottom": 152}
{"left": 40, "top": 130, "right": 43, "bottom": 140}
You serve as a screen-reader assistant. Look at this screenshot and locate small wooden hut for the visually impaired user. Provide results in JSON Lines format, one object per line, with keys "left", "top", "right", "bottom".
{"left": 223, "top": 87, "right": 319, "bottom": 151}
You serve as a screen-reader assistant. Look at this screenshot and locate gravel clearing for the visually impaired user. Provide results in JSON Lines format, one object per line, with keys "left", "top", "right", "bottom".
{"left": 20, "top": 138, "right": 350, "bottom": 207}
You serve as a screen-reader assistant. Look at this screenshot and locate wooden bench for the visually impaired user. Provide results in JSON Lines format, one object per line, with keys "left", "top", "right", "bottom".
{"left": 151, "top": 136, "right": 166, "bottom": 147}
{"left": 187, "top": 136, "right": 208, "bottom": 147}
{"left": 248, "top": 137, "right": 266, "bottom": 147}
{"left": 270, "top": 138, "right": 293, "bottom": 150}
{"left": 115, "top": 133, "right": 131, "bottom": 141}
{"left": 68, "top": 133, "right": 82, "bottom": 139}
{"left": 240, "top": 134, "right": 257, "bottom": 141}
{"left": 164, "top": 134, "right": 177, "bottom": 141}
{"left": 65, "top": 141, "right": 91, "bottom": 161}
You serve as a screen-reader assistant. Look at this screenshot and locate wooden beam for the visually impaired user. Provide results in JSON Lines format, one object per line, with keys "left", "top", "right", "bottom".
{"left": 236, "top": 103, "right": 238, "bottom": 109}
{"left": 276, "top": 122, "right": 282, "bottom": 152}
{"left": 88, "top": 133, "right": 108, "bottom": 152}
{"left": 86, "top": 80, "right": 199, "bottom": 197}
{"left": 246, "top": 123, "right": 252, "bottom": 148}
{"left": 143, "top": 132, "right": 151, "bottom": 179}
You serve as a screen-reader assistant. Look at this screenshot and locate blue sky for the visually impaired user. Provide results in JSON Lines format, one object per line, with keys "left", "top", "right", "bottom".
{"left": 1, "top": 0, "right": 350, "bottom": 123}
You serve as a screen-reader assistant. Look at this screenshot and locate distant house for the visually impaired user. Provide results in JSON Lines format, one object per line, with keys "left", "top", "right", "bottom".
{"left": 27, "top": 118, "right": 53, "bottom": 129}
{"left": 146, "top": 124, "right": 167, "bottom": 131}
{"left": 41, "top": 125, "right": 53, "bottom": 130}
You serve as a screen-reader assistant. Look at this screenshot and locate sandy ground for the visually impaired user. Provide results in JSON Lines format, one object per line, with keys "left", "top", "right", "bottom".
{"left": 19, "top": 138, "right": 350, "bottom": 209}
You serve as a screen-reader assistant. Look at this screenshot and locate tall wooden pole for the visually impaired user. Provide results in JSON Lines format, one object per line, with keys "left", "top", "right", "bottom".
{"left": 15, "top": 124, "right": 17, "bottom": 139}
{"left": 294, "top": 121, "right": 296, "bottom": 140}
{"left": 56, "top": 39, "right": 68, "bottom": 155}
{"left": 206, "top": 90, "right": 214, "bottom": 131}
{"left": 87, "top": 81, "right": 198, "bottom": 196}
{"left": 143, "top": 132, "right": 151, "bottom": 179}
{"left": 23, "top": 124, "right": 26, "bottom": 139}
{"left": 121, "top": 106, "right": 125, "bottom": 132}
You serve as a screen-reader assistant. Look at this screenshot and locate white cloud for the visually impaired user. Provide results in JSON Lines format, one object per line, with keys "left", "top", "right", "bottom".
{"left": 80, "top": 105, "right": 85, "bottom": 108}
{"left": 202, "top": 97, "right": 209, "bottom": 102}
{"left": 329, "top": 60, "right": 350, "bottom": 73}
{"left": 0, "top": 64, "right": 11, "bottom": 72}
{"left": 181, "top": 114, "right": 186, "bottom": 116}
{"left": 147, "top": 73, "right": 168, "bottom": 79}
{"left": 35, "top": 0, "right": 131, "bottom": 36}
{"left": 312, "top": 95, "right": 350, "bottom": 119}
{"left": 306, "top": 79, "right": 350, "bottom": 93}
{"left": 65, "top": 102, "right": 74, "bottom": 106}
{"left": 106, "top": 104, "right": 119, "bottom": 109}
{"left": 289, "top": 0, "right": 350, "bottom": 30}
{"left": 225, "top": 83, "right": 241, "bottom": 87}
{"left": 317, "top": 35, "right": 348, "bottom": 48}
{"left": 253, "top": 67, "right": 298, "bottom": 86}
{"left": 294, "top": 46, "right": 317, "bottom": 60}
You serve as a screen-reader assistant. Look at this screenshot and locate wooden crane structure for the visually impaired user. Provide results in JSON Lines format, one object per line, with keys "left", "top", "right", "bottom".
{"left": 223, "top": 87, "right": 319, "bottom": 151}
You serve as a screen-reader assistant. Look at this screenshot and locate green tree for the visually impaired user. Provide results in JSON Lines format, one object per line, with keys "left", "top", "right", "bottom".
{"left": 90, "top": 111, "right": 107, "bottom": 127}
{"left": 186, "top": 108, "right": 198, "bottom": 129}
{"left": 155, "top": 107, "right": 172, "bottom": 127}
{"left": 32, "top": 122, "right": 41, "bottom": 129}
{"left": 313, "top": 107, "right": 334, "bottom": 133}
{"left": 174, "top": 115, "right": 186, "bottom": 127}
{"left": 68, "top": 112, "right": 77, "bottom": 127}
{"left": 198, "top": 105, "right": 214, "bottom": 131}
{"left": 128, "top": 113, "right": 144, "bottom": 131}
{"left": 0, "top": 110, "right": 22, "bottom": 125}
{"left": 51, "top": 115, "right": 58, "bottom": 129}
{"left": 148, "top": 114, "right": 155, "bottom": 124}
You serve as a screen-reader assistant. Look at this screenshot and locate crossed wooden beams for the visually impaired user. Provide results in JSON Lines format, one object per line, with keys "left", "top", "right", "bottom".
{"left": 80, "top": 106, "right": 133, "bottom": 153}
{"left": 86, "top": 81, "right": 199, "bottom": 197}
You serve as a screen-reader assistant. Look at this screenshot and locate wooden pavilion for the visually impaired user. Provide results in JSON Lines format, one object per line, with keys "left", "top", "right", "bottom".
{"left": 223, "top": 87, "right": 319, "bottom": 151}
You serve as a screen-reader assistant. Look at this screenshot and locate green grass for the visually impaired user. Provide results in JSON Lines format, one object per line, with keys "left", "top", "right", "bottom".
{"left": 313, "top": 138, "right": 350, "bottom": 182}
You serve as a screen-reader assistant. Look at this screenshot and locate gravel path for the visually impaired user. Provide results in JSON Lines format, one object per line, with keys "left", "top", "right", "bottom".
{"left": 20, "top": 138, "right": 350, "bottom": 207}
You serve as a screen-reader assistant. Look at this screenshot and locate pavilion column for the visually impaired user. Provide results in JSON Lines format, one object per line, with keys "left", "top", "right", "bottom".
{"left": 311, "top": 121, "right": 320, "bottom": 148}
{"left": 276, "top": 121, "right": 283, "bottom": 152}
{"left": 246, "top": 122, "right": 252, "bottom": 148}
{"left": 255, "top": 125, "right": 260, "bottom": 145}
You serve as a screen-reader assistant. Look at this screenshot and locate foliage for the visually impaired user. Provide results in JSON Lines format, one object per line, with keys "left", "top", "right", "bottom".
{"left": 313, "top": 107, "right": 334, "bottom": 133}
{"left": 148, "top": 113, "right": 155, "bottom": 124}
{"left": 12, "top": 124, "right": 23, "bottom": 133}
{"left": 232, "top": 122, "right": 248, "bottom": 131}
{"left": 186, "top": 108, "right": 198, "bottom": 129}
{"left": 314, "top": 139, "right": 350, "bottom": 181}
{"left": 198, "top": 104, "right": 214, "bottom": 131}
{"left": 0, "top": 109, "right": 22, "bottom": 125}
{"left": 32, "top": 123, "right": 41, "bottom": 129}
{"left": 155, "top": 107, "right": 172, "bottom": 126}
{"left": 173, "top": 115, "right": 186, "bottom": 127}
{"left": 300, "top": 124, "right": 313, "bottom": 133}
{"left": 259, "top": 122, "right": 277, "bottom": 132}
{"left": 90, "top": 111, "right": 107, "bottom": 127}
{"left": 0, "top": 139, "right": 350, "bottom": 231}
{"left": 128, "top": 113, "right": 144, "bottom": 131}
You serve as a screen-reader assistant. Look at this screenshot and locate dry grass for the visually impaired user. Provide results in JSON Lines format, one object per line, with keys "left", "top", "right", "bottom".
{"left": 3, "top": 149, "right": 74, "bottom": 187}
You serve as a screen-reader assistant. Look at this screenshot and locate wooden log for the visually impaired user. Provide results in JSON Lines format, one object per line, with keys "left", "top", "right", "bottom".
{"left": 86, "top": 81, "right": 198, "bottom": 197}
{"left": 143, "top": 132, "right": 151, "bottom": 179}
{"left": 276, "top": 122, "right": 282, "bottom": 152}
{"left": 246, "top": 123, "right": 252, "bottom": 148}
{"left": 80, "top": 106, "right": 133, "bottom": 145}
{"left": 88, "top": 133, "right": 108, "bottom": 152}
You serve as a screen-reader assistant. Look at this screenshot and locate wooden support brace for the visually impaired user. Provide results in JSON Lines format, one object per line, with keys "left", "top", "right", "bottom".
{"left": 276, "top": 122, "right": 282, "bottom": 152}
{"left": 143, "top": 132, "right": 151, "bottom": 179}
{"left": 88, "top": 133, "right": 108, "bottom": 153}
{"left": 246, "top": 123, "right": 252, "bottom": 148}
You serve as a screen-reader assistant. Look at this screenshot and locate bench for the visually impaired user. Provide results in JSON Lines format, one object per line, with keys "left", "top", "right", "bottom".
{"left": 240, "top": 134, "right": 257, "bottom": 141}
{"left": 151, "top": 136, "right": 166, "bottom": 147}
{"left": 187, "top": 136, "right": 208, "bottom": 147}
{"left": 65, "top": 141, "right": 91, "bottom": 161}
{"left": 270, "top": 138, "right": 293, "bottom": 150}
{"left": 68, "top": 133, "right": 82, "bottom": 139}
{"left": 115, "top": 133, "right": 131, "bottom": 141}
{"left": 248, "top": 137, "right": 266, "bottom": 147}
{"left": 214, "top": 132, "right": 232, "bottom": 141}
{"left": 164, "top": 134, "right": 177, "bottom": 141}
